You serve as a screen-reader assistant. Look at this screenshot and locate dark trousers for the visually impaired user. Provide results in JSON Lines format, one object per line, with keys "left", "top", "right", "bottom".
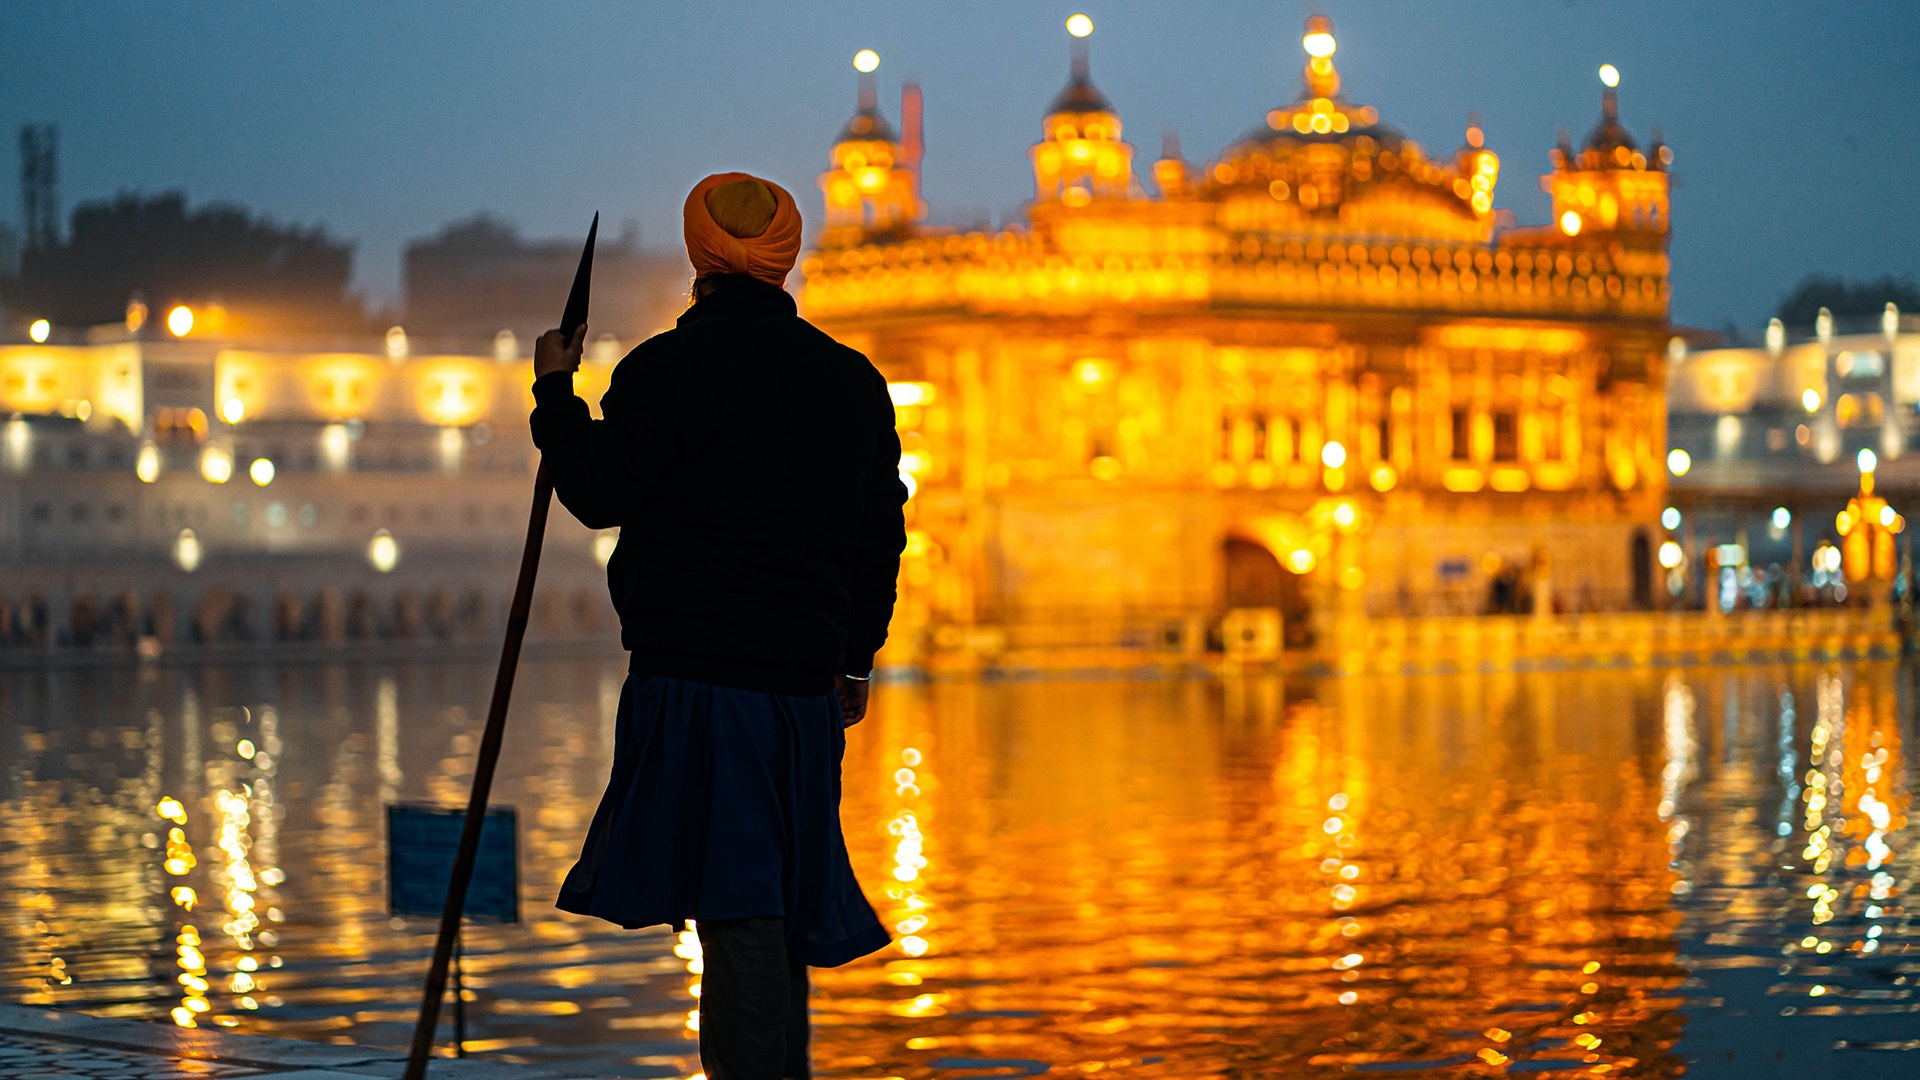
{"left": 697, "top": 917, "right": 810, "bottom": 1080}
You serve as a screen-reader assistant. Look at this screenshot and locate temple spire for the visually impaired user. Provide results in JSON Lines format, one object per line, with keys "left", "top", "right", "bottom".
{"left": 1030, "top": 14, "right": 1134, "bottom": 204}
{"left": 1302, "top": 15, "right": 1340, "bottom": 99}
{"left": 818, "top": 49, "right": 921, "bottom": 243}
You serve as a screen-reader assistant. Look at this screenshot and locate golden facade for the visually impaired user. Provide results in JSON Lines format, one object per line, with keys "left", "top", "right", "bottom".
{"left": 804, "top": 17, "right": 1675, "bottom": 658}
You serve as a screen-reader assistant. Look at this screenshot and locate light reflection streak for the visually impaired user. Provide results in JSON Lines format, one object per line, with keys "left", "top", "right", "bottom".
{"left": 158, "top": 792, "right": 203, "bottom": 1027}
{"left": 1777, "top": 689, "right": 1799, "bottom": 837}
{"left": 673, "top": 921, "right": 703, "bottom": 1033}
{"left": 886, "top": 729, "right": 936, "bottom": 984}
{"left": 375, "top": 679, "right": 401, "bottom": 805}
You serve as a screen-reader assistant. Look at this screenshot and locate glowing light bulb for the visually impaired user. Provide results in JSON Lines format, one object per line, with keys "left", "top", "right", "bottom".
{"left": 1598, "top": 64, "right": 1620, "bottom": 88}
{"left": 199, "top": 446, "right": 233, "bottom": 484}
{"left": 1320, "top": 440, "right": 1347, "bottom": 468}
{"left": 1658, "top": 541, "right": 1683, "bottom": 569}
{"left": 368, "top": 529, "right": 400, "bottom": 573}
{"left": 1661, "top": 506, "right": 1681, "bottom": 530}
{"left": 1066, "top": 13, "right": 1093, "bottom": 38}
{"left": 136, "top": 443, "right": 161, "bottom": 483}
{"left": 1802, "top": 388, "right": 1821, "bottom": 412}
{"left": 221, "top": 397, "right": 245, "bottom": 424}
{"left": 174, "top": 529, "right": 203, "bottom": 572}
{"left": 248, "top": 457, "right": 275, "bottom": 486}
{"left": 28, "top": 318, "right": 50, "bottom": 343}
{"left": 167, "top": 305, "right": 194, "bottom": 337}
{"left": 1303, "top": 31, "right": 1336, "bottom": 58}
{"left": 1559, "top": 210, "right": 1583, "bottom": 236}
{"left": 853, "top": 49, "right": 879, "bottom": 73}
{"left": 1666, "top": 448, "right": 1691, "bottom": 476}
{"left": 320, "top": 423, "right": 351, "bottom": 471}
{"left": 1772, "top": 507, "right": 1792, "bottom": 530}
{"left": 1858, "top": 448, "right": 1877, "bottom": 474}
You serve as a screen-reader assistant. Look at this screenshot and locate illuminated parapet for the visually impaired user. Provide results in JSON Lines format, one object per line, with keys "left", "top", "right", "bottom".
{"left": 818, "top": 50, "right": 923, "bottom": 247}
{"left": 0, "top": 343, "right": 144, "bottom": 431}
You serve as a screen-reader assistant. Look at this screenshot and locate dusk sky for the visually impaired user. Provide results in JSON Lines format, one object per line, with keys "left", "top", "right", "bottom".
{"left": 2, "top": 0, "right": 1914, "bottom": 331}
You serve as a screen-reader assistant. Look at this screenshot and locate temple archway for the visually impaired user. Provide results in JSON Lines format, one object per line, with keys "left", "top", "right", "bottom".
{"left": 1222, "top": 536, "right": 1313, "bottom": 648}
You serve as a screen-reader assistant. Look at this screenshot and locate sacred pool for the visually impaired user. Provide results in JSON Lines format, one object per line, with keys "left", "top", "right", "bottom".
{"left": 2, "top": 656, "right": 1913, "bottom": 1079}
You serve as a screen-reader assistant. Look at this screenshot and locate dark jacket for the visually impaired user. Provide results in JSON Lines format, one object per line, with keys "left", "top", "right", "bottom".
{"left": 530, "top": 278, "right": 907, "bottom": 695}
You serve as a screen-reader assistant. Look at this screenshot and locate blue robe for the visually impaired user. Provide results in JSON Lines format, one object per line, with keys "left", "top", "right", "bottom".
{"left": 557, "top": 675, "right": 890, "bottom": 968}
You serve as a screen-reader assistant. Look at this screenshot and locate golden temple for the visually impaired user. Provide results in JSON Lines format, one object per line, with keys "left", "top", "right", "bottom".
{"left": 803, "top": 15, "right": 1678, "bottom": 659}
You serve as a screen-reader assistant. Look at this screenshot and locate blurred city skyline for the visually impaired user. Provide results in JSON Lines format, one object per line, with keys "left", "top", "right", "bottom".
{"left": 1, "top": 0, "right": 1915, "bottom": 330}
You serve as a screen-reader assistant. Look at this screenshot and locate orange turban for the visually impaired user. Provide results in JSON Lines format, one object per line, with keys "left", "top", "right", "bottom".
{"left": 684, "top": 172, "right": 803, "bottom": 286}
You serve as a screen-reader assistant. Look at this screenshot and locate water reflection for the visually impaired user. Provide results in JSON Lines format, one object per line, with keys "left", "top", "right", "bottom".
{"left": 1, "top": 660, "right": 1915, "bottom": 1078}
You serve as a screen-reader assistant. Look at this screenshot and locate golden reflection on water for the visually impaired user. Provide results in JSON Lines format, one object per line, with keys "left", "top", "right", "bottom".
{"left": 820, "top": 667, "right": 1914, "bottom": 1078}
{"left": 1, "top": 660, "right": 1915, "bottom": 1078}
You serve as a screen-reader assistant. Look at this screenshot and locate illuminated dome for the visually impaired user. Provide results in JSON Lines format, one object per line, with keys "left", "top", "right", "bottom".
{"left": 1030, "top": 19, "right": 1135, "bottom": 204}
{"left": 1208, "top": 15, "right": 1498, "bottom": 242}
{"left": 1558, "top": 84, "right": 1669, "bottom": 175}
{"left": 1543, "top": 77, "right": 1671, "bottom": 236}
{"left": 1048, "top": 66, "right": 1116, "bottom": 116}
{"left": 818, "top": 54, "right": 921, "bottom": 243}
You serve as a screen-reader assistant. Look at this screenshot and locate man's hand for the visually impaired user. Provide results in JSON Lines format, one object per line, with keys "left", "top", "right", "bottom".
{"left": 834, "top": 674, "right": 870, "bottom": 727}
{"left": 534, "top": 323, "right": 587, "bottom": 380}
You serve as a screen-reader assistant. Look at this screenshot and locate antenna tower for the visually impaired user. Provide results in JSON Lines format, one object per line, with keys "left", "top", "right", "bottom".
{"left": 20, "top": 124, "right": 58, "bottom": 251}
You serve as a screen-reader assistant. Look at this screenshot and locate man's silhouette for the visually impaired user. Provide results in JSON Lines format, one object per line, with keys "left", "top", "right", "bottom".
{"left": 531, "top": 172, "right": 906, "bottom": 1079}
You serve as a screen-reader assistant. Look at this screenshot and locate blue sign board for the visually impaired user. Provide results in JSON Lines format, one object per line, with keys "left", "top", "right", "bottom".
{"left": 387, "top": 804, "right": 519, "bottom": 923}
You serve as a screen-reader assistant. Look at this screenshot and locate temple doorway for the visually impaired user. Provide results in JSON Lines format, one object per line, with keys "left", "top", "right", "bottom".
{"left": 1223, "top": 537, "right": 1313, "bottom": 648}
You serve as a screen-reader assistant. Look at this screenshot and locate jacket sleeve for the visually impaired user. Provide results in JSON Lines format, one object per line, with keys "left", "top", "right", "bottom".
{"left": 528, "top": 356, "right": 663, "bottom": 530}
{"left": 843, "top": 369, "right": 909, "bottom": 677}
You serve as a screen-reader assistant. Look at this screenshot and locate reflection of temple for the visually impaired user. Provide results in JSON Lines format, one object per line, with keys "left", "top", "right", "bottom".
{"left": 805, "top": 16, "right": 1675, "bottom": 656}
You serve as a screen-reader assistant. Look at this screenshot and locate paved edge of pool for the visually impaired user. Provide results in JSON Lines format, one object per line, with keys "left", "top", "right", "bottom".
{"left": 0, "top": 1003, "right": 614, "bottom": 1079}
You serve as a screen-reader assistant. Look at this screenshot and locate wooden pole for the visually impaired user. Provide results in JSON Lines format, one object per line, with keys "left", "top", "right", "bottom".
{"left": 402, "top": 213, "right": 589, "bottom": 1079}
{"left": 402, "top": 464, "right": 553, "bottom": 1079}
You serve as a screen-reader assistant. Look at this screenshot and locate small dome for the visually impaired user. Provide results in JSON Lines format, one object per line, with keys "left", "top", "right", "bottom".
{"left": 837, "top": 104, "right": 899, "bottom": 144}
{"left": 1049, "top": 73, "right": 1115, "bottom": 117}
{"left": 1228, "top": 104, "right": 1405, "bottom": 157}
{"left": 1582, "top": 89, "right": 1636, "bottom": 154}
{"left": 1222, "top": 15, "right": 1402, "bottom": 162}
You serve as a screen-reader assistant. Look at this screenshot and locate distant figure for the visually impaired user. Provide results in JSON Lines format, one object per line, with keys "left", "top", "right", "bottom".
{"left": 531, "top": 172, "right": 907, "bottom": 1079}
